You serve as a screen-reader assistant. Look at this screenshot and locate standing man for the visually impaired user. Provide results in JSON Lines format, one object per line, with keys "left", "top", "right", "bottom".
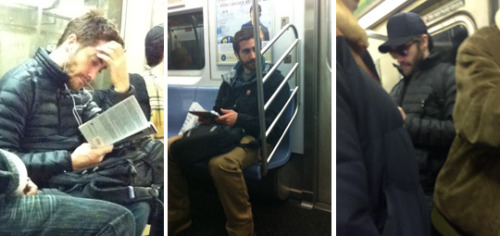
{"left": 241, "top": 4, "right": 270, "bottom": 41}
{"left": 378, "top": 12, "right": 456, "bottom": 204}
{"left": 168, "top": 28, "right": 289, "bottom": 235}
{"left": 0, "top": 11, "right": 149, "bottom": 236}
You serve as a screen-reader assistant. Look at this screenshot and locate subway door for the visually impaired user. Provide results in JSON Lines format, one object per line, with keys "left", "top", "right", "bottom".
{"left": 303, "top": 0, "right": 331, "bottom": 211}
{"left": 316, "top": 0, "right": 332, "bottom": 211}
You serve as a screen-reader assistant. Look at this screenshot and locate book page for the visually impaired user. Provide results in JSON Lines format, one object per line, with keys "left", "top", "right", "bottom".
{"left": 78, "top": 96, "right": 152, "bottom": 148}
{"left": 178, "top": 102, "right": 204, "bottom": 135}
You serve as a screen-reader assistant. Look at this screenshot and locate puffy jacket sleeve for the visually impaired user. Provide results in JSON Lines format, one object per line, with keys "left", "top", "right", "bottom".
{"left": 452, "top": 28, "right": 500, "bottom": 147}
{"left": 405, "top": 64, "right": 456, "bottom": 148}
{"left": 0, "top": 72, "right": 73, "bottom": 184}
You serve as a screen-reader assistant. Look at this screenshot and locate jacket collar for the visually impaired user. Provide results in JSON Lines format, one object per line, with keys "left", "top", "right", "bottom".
{"left": 419, "top": 53, "right": 441, "bottom": 70}
{"left": 33, "top": 48, "right": 70, "bottom": 87}
{"left": 394, "top": 53, "right": 442, "bottom": 77}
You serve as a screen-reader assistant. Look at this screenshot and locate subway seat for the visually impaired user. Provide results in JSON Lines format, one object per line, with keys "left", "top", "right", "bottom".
{"left": 168, "top": 85, "right": 293, "bottom": 180}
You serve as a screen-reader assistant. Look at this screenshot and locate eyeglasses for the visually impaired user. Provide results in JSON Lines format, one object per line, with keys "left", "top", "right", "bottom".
{"left": 389, "top": 38, "right": 421, "bottom": 58}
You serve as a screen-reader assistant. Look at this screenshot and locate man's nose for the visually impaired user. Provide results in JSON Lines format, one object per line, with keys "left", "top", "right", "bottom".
{"left": 396, "top": 55, "right": 406, "bottom": 64}
{"left": 88, "top": 68, "right": 100, "bottom": 81}
{"left": 249, "top": 50, "right": 256, "bottom": 59}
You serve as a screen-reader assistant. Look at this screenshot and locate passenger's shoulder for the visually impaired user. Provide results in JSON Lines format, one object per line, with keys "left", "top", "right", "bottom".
{"left": 461, "top": 26, "right": 499, "bottom": 51}
{"left": 1, "top": 60, "right": 37, "bottom": 84}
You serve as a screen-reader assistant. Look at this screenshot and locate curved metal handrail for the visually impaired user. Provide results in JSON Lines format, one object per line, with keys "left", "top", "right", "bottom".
{"left": 251, "top": 0, "right": 300, "bottom": 177}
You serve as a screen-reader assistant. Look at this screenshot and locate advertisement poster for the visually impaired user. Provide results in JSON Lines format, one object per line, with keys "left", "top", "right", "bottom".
{"left": 216, "top": 0, "right": 273, "bottom": 65}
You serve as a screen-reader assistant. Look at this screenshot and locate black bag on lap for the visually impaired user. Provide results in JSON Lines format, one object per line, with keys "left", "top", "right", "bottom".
{"left": 49, "top": 137, "right": 164, "bottom": 204}
{"left": 170, "top": 124, "right": 247, "bottom": 165}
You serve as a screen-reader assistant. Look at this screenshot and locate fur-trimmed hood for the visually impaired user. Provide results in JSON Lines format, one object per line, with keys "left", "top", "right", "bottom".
{"left": 336, "top": 0, "right": 368, "bottom": 53}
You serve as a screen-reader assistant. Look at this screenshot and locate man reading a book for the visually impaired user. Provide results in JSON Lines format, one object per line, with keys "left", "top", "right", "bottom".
{"left": 168, "top": 28, "right": 290, "bottom": 235}
{"left": 0, "top": 11, "right": 152, "bottom": 236}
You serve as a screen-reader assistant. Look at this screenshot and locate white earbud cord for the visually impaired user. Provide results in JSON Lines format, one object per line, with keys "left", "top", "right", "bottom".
{"left": 62, "top": 58, "right": 94, "bottom": 127}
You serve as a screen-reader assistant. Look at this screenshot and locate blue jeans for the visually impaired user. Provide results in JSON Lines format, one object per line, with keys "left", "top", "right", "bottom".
{"left": 66, "top": 189, "right": 150, "bottom": 236}
{"left": 0, "top": 193, "right": 136, "bottom": 236}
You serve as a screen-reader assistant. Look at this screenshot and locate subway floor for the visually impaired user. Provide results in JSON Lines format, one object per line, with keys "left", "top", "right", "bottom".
{"left": 174, "top": 170, "right": 332, "bottom": 236}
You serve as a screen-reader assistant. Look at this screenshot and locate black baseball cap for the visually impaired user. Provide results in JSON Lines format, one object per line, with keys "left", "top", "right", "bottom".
{"left": 378, "top": 12, "right": 428, "bottom": 53}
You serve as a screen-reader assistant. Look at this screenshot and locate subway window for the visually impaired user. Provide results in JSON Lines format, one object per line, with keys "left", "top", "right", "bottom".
{"left": 168, "top": 10, "right": 205, "bottom": 71}
{"left": 431, "top": 24, "right": 468, "bottom": 65}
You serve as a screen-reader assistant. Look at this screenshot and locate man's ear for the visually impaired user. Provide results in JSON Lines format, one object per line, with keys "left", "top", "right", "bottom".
{"left": 65, "top": 33, "right": 77, "bottom": 44}
{"left": 63, "top": 34, "right": 77, "bottom": 51}
{"left": 234, "top": 52, "right": 239, "bottom": 60}
{"left": 420, "top": 34, "right": 429, "bottom": 51}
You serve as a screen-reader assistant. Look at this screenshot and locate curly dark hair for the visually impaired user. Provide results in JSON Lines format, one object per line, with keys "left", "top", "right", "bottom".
{"left": 57, "top": 10, "right": 124, "bottom": 48}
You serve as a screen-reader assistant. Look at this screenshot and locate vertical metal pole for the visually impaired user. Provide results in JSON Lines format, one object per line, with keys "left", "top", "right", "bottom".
{"left": 36, "top": 5, "right": 43, "bottom": 35}
{"left": 251, "top": 0, "right": 268, "bottom": 176}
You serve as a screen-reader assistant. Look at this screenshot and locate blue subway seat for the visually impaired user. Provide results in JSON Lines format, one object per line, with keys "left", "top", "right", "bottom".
{"left": 168, "top": 85, "right": 293, "bottom": 180}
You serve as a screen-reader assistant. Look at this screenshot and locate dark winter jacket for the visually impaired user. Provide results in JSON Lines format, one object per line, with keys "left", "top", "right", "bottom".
{"left": 216, "top": 59, "right": 289, "bottom": 146}
{"left": 0, "top": 48, "right": 133, "bottom": 187}
{"left": 337, "top": 36, "right": 430, "bottom": 235}
{"left": 389, "top": 53, "right": 456, "bottom": 192}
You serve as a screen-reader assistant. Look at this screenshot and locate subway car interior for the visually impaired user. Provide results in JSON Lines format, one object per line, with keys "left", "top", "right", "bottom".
{"left": 0, "top": 1, "right": 165, "bottom": 236}
{"left": 168, "top": 0, "right": 332, "bottom": 235}
{"left": 0, "top": 0, "right": 333, "bottom": 235}
{"left": 339, "top": 0, "right": 500, "bottom": 235}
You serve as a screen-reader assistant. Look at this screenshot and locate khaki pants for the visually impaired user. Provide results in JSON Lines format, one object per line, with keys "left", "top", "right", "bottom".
{"left": 168, "top": 135, "right": 259, "bottom": 236}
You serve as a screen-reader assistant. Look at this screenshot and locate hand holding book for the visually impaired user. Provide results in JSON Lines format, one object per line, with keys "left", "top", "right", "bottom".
{"left": 188, "top": 110, "right": 220, "bottom": 120}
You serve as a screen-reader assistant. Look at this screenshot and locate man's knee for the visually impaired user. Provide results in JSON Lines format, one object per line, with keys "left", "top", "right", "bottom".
{"left": 208, "top": 154, "right": 243, "bottom": 177}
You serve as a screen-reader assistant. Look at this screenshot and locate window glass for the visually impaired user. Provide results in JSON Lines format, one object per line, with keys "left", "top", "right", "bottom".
{"left": 168, "top": 10, "right": 205, "bottom": 70}
{"left": 0, "top": 0, "right": 123, "bottom": 80}
{"left": 431, "top": 24, "right": 468, "bottom": 65}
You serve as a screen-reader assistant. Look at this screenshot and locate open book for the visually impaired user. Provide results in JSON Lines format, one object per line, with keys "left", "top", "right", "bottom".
{"left": 188, "top": 110, "right": 220, "bottom": 120}
{"left": 79, "top": 96, "right": 157, "bottom": 148}
{"left": 178, "top": 102, "right": 220, "bottom": 135}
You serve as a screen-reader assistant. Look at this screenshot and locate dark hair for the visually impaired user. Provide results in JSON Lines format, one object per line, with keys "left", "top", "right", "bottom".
{"left": 145, "top": 24, "right": 164, "bottom": 67}
{"left": 249, "top": 4, "right": 262, "bottom": 14}
{"left": 427, "top": 33, "right": 434, "bottom": 51}
{"left": 57, "top": 10, "right": 124, "bottom": 48}
{"left": 232, "top": 28, "right": 254, "bottom": 53}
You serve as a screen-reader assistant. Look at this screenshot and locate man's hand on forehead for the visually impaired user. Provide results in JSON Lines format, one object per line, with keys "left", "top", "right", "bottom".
{"left": 95, "top": 41, "right": 125, "bottom": 64}
{"left": 95, "top": 40, "right": 129, "bottom": 93}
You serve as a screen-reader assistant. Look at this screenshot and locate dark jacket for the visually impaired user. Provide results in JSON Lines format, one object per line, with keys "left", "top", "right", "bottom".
{"left": 389, "top": 53, "right": 456, "bottom": 192}
{"left": 0, "top": 48, "right": 133, "bottom": 187}
{"left": 337, "top": 36, "right": 430, "bottom": 235}
{"left": 216, "top": 59, "right": 289, "bottom": 146}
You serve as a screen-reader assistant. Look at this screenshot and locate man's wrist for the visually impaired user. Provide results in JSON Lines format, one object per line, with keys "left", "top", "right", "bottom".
{"left": 113, "top": 84, "right": 130, "bottom": 93}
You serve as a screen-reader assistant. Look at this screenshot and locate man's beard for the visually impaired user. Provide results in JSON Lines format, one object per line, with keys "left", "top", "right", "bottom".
{"left": 402, "top": 46, "right": 424, "bottom": 76}
{"left": 242, "top": 59, "right": 256, "bottom": 72}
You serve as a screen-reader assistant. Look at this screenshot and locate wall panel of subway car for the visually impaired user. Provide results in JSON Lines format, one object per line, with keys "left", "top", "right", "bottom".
{"left": 168, "top": 0, "right": 331, "bottom": 235}
{"left": 338, "top": 0, "right": 500, "bottom": 235}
